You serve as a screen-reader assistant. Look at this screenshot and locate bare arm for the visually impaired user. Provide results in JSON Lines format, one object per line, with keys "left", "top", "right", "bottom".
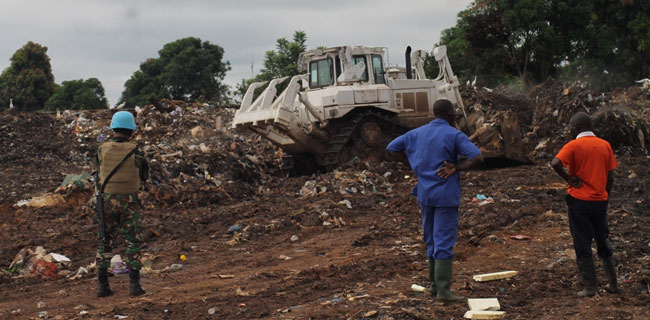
{"left": 551, "top": 157, "right": 581, "bottom": 188}
{"left": 437, "top": 154, "right": 484, "bottom": 179}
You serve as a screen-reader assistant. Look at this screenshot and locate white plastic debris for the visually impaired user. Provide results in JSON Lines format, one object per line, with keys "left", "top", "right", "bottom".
{"left": 50, "top": 253, "right": 71, "bottom": 263}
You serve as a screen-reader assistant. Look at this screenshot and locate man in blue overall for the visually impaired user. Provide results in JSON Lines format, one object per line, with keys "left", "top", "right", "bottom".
{"left": 387, "top": 99, "right": 483, "bottom": 301}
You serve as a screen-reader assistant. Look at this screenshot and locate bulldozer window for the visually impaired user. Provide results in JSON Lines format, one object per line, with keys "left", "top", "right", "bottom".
{"left": 352, "top": 56, "right": 369, "bottom": 82}
{"left": 310, "top": 58, "right": 334, "bottom": 88}
{"left": 372, "top": 54, "right": 385, "bottom": 84}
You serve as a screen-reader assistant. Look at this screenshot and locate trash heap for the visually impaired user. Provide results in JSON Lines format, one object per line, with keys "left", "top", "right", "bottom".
{"left": 128, "top": 99, "right": 282, "bottom": 208}
{"left": 463, "top": 80, "right": 650, "bottom": 162}
{"left": 0, "top": 111, "right": 93, "bottom": 204}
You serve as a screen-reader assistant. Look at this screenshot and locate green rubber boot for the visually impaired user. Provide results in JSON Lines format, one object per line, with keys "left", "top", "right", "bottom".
{"left": 434, "top": 259, "right": 465, "bottom": 302}
{"left": 576, "top": 257, "right": 597, "bottom": 297}
{"left": 427, "top": 258, "right": 436, "bottom": 296}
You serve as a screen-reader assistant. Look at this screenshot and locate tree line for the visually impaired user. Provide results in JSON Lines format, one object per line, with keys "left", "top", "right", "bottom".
{"left": 1, "top": 0, "right": 648, "bottom": 111}
{"left": 431, "top": 0, "right": 650, "bottom": 90}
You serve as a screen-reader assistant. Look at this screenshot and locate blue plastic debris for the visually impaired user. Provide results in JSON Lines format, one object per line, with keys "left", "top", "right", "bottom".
{"left": 227, "top": 225, "right": 242, "bottom": 235}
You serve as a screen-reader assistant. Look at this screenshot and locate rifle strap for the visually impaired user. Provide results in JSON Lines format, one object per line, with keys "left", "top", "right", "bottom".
{"left": 100, "top": 147, "right": 138, "bottom": 194}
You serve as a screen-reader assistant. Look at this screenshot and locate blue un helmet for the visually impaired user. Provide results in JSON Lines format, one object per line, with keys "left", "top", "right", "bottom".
{"left": 110, "top": 111, "right": 136, "bottom": 131}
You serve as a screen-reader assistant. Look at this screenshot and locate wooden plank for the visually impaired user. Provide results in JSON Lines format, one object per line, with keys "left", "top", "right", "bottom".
{"left": 472, "top": 271, "right": 518, "bottom": 282}
{"left": 463, "top": 310, "right": 506, "bottom": 319}
{"left": 468, "top": 298, "right": 500, "bottom": 311}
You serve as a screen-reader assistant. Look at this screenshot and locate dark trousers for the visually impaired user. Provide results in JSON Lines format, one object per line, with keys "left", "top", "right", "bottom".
{"left": 566, "top": 194, "right": 613, "bottom": 260}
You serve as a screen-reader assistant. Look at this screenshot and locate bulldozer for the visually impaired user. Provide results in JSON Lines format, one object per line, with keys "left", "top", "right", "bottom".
{"left": 233, "top": 45, "right": 528, "bottom": 173}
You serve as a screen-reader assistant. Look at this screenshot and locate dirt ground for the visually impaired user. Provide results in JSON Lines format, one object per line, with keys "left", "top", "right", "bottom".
{"left": 1, "top": 85, "right": 649, "bottom": 319}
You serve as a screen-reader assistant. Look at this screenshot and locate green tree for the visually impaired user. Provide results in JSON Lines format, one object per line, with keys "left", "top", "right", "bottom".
{"left": 561, "top": 0, "right": 650, "bottom": 90}
{"left": 235, "top": 31, "right": 307, "bottom": 99}
{"left": 119, "top": 37, "right": 231, "bottom": 107}
{"left": 45, "top": 78, "right": 108, "bottom": 110}
{"left": 0, "top": 41, "right": 56, "bottom": 111}
{"left": 438, "top": 0, "right": 650, "bottom": 91}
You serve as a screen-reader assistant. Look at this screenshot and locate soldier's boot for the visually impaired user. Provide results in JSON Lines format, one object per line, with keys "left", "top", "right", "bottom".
{"left": 576, "top": 257, "right": 597, "bottom": 297}
{"left": 602, "top": 256, "right": 621, "bottom": 294}
{"left": 427, "top": 258, "right": 437, "bottom": 296}
{"left": 129, "top": 269, "right": 146, "bottom": 296}
{"left": 434, "top": 259, "right": 465, "bottom": 302}
{"left": 97, "top": 268, "right": 113, "bottom": 297}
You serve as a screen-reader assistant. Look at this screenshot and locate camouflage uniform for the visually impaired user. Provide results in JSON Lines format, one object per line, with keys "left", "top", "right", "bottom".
{"left": 96, "top": 141, "right": 149, "bottom": 271}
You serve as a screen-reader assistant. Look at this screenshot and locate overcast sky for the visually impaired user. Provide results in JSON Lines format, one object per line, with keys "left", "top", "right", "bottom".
{"left": 1, "top": 0, "right": 474, "bottom": 106}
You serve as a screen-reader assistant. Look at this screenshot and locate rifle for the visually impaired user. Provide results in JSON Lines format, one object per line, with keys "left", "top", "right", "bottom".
{"left": 94, "top": 148, "right": 138, "bottom": 241}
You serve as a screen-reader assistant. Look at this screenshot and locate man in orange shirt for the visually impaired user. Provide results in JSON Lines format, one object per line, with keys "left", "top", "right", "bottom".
{"left": 551, "top": 112, "right": 620, "bottom": 297}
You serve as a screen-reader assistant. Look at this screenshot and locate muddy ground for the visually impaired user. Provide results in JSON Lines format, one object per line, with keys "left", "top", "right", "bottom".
{"left": 0, "top": 85, "right": 649, "bottom": 319}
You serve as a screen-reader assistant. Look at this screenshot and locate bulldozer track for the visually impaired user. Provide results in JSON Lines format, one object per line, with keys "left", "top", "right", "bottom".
{"left": 322, "top": 108, "right": 408, "bottom": 169}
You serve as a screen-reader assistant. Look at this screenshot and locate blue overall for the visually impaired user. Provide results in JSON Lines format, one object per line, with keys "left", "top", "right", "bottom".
{"left": 387, "top": 118, "right": 481, "bottom": 259}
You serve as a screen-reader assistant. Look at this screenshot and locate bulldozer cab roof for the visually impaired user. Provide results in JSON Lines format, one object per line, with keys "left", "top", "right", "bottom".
{"left": 298, "top": 46, "right": 386, "bottom": 72}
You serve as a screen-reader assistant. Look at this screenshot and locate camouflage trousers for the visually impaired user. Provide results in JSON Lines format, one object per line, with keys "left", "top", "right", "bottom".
{"left": 96, "top": 193, "right": 143, "bottom": 270}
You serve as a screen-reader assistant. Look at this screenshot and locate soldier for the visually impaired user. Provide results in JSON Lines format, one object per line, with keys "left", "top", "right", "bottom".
{"left": 387, "top": 99, "right": 483, "bottom": 302}
{"left": 96, "top": 111, "right": 149, "bottom": 297}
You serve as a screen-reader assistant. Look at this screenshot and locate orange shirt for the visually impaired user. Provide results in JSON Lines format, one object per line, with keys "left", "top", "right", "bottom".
{"left": 555, "top": 134, "right": 617, "bottom": 201}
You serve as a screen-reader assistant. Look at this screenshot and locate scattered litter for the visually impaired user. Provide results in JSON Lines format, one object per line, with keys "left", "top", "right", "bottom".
{"left": 32, "top": 260, "right": 58, "bottom": 278}
{"left": 346, "top": 293, "right": 370, "bottom": 301}
{"left": 37, "top": 301, "right": 46, "bottom": 308}
{"left": 227, "top": 225, "right": 242, "bottom": 235}
{"left": 411, "top": 284, "right": 426, "bottom": 292}
{"left": 278, "top": 255, "right": 292, "bottom": 260}
{"left": 114, "top": 315, "right": 128, "bottom": 319}
{"left": 208, "top": 307, "right": 217, "bottom": 315}
{"left": 179, "top": 254, "right": 187, "bottom": 261}
{"left": 110, "top": 255, "right": 128, "bottom": 275}
{"left": 290, "top": 235, "right": 299, "bottom": 242}
{"left": 300, "top": 180, "right": 317, "bottom": 197}
{"left": 60, "top": 172, "right": 91, "bottom": 188}
{"left": 15, "top": 193, "right": 65, "bottom": 208}
{"left": 218, "top": 274, "right": 234, "bottom": 279}
{"left": 50, "top": 253, "right": 71, "bottom": 263}
{"left": 463, "top": 310, "right": 506, "bottom": 319}
{"left": 508, "top": 235, "right": 532, "bottom": 240}
{"left": 468, "top": 298, "right": 500, "bottom": 311}
{"left": 338, "top": 199, "right": 353, "bottom": 209}
{"left": 473, "top": 271, "right": 518, "bottom": 282}
{"left": 364, "top": 310, "right": 378, "bottom": 317}
{"left": 170, "top": 264, "right": 183, "bottom": 271}
{"left": 236, "top": 287, "right": 250, "bottom": 296}
{"left": 472, "top": 194, "right": 494, "bottom": 206}
{"left": 38, "top": 311, "right": 48, "bottom": 318}
{"left": 141, "top": 258, "right": 153, "bottom": 271}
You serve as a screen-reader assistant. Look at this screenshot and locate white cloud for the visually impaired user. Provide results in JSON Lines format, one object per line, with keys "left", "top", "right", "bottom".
{"left": 0, "top": 0, "right": 473, "bottom": 106}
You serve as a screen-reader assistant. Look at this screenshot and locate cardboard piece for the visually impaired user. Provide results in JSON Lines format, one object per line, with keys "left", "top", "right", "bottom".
{"left": 473, "top": 271, "right": 518, "bottom": 282}
{"left": 468, "top": 298, "right": 500, "bottom": 311}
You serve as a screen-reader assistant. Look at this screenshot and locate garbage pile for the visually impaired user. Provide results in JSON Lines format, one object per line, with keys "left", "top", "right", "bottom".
{"left": 129, "top": 99, "right": 282, "bottom": 208}
{"left": 0, "top": 100, "right": 285, "bottom": 207}
{"left": 463, "top": 80, "right": 650, "bottom": 162}
{"left": 8, "top": 246, "right": 69, "bottom": 278}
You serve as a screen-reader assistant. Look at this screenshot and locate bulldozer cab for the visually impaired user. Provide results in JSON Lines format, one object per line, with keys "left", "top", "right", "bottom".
{"left": 302, "top": 47, "right": 388, "bottom": 93}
